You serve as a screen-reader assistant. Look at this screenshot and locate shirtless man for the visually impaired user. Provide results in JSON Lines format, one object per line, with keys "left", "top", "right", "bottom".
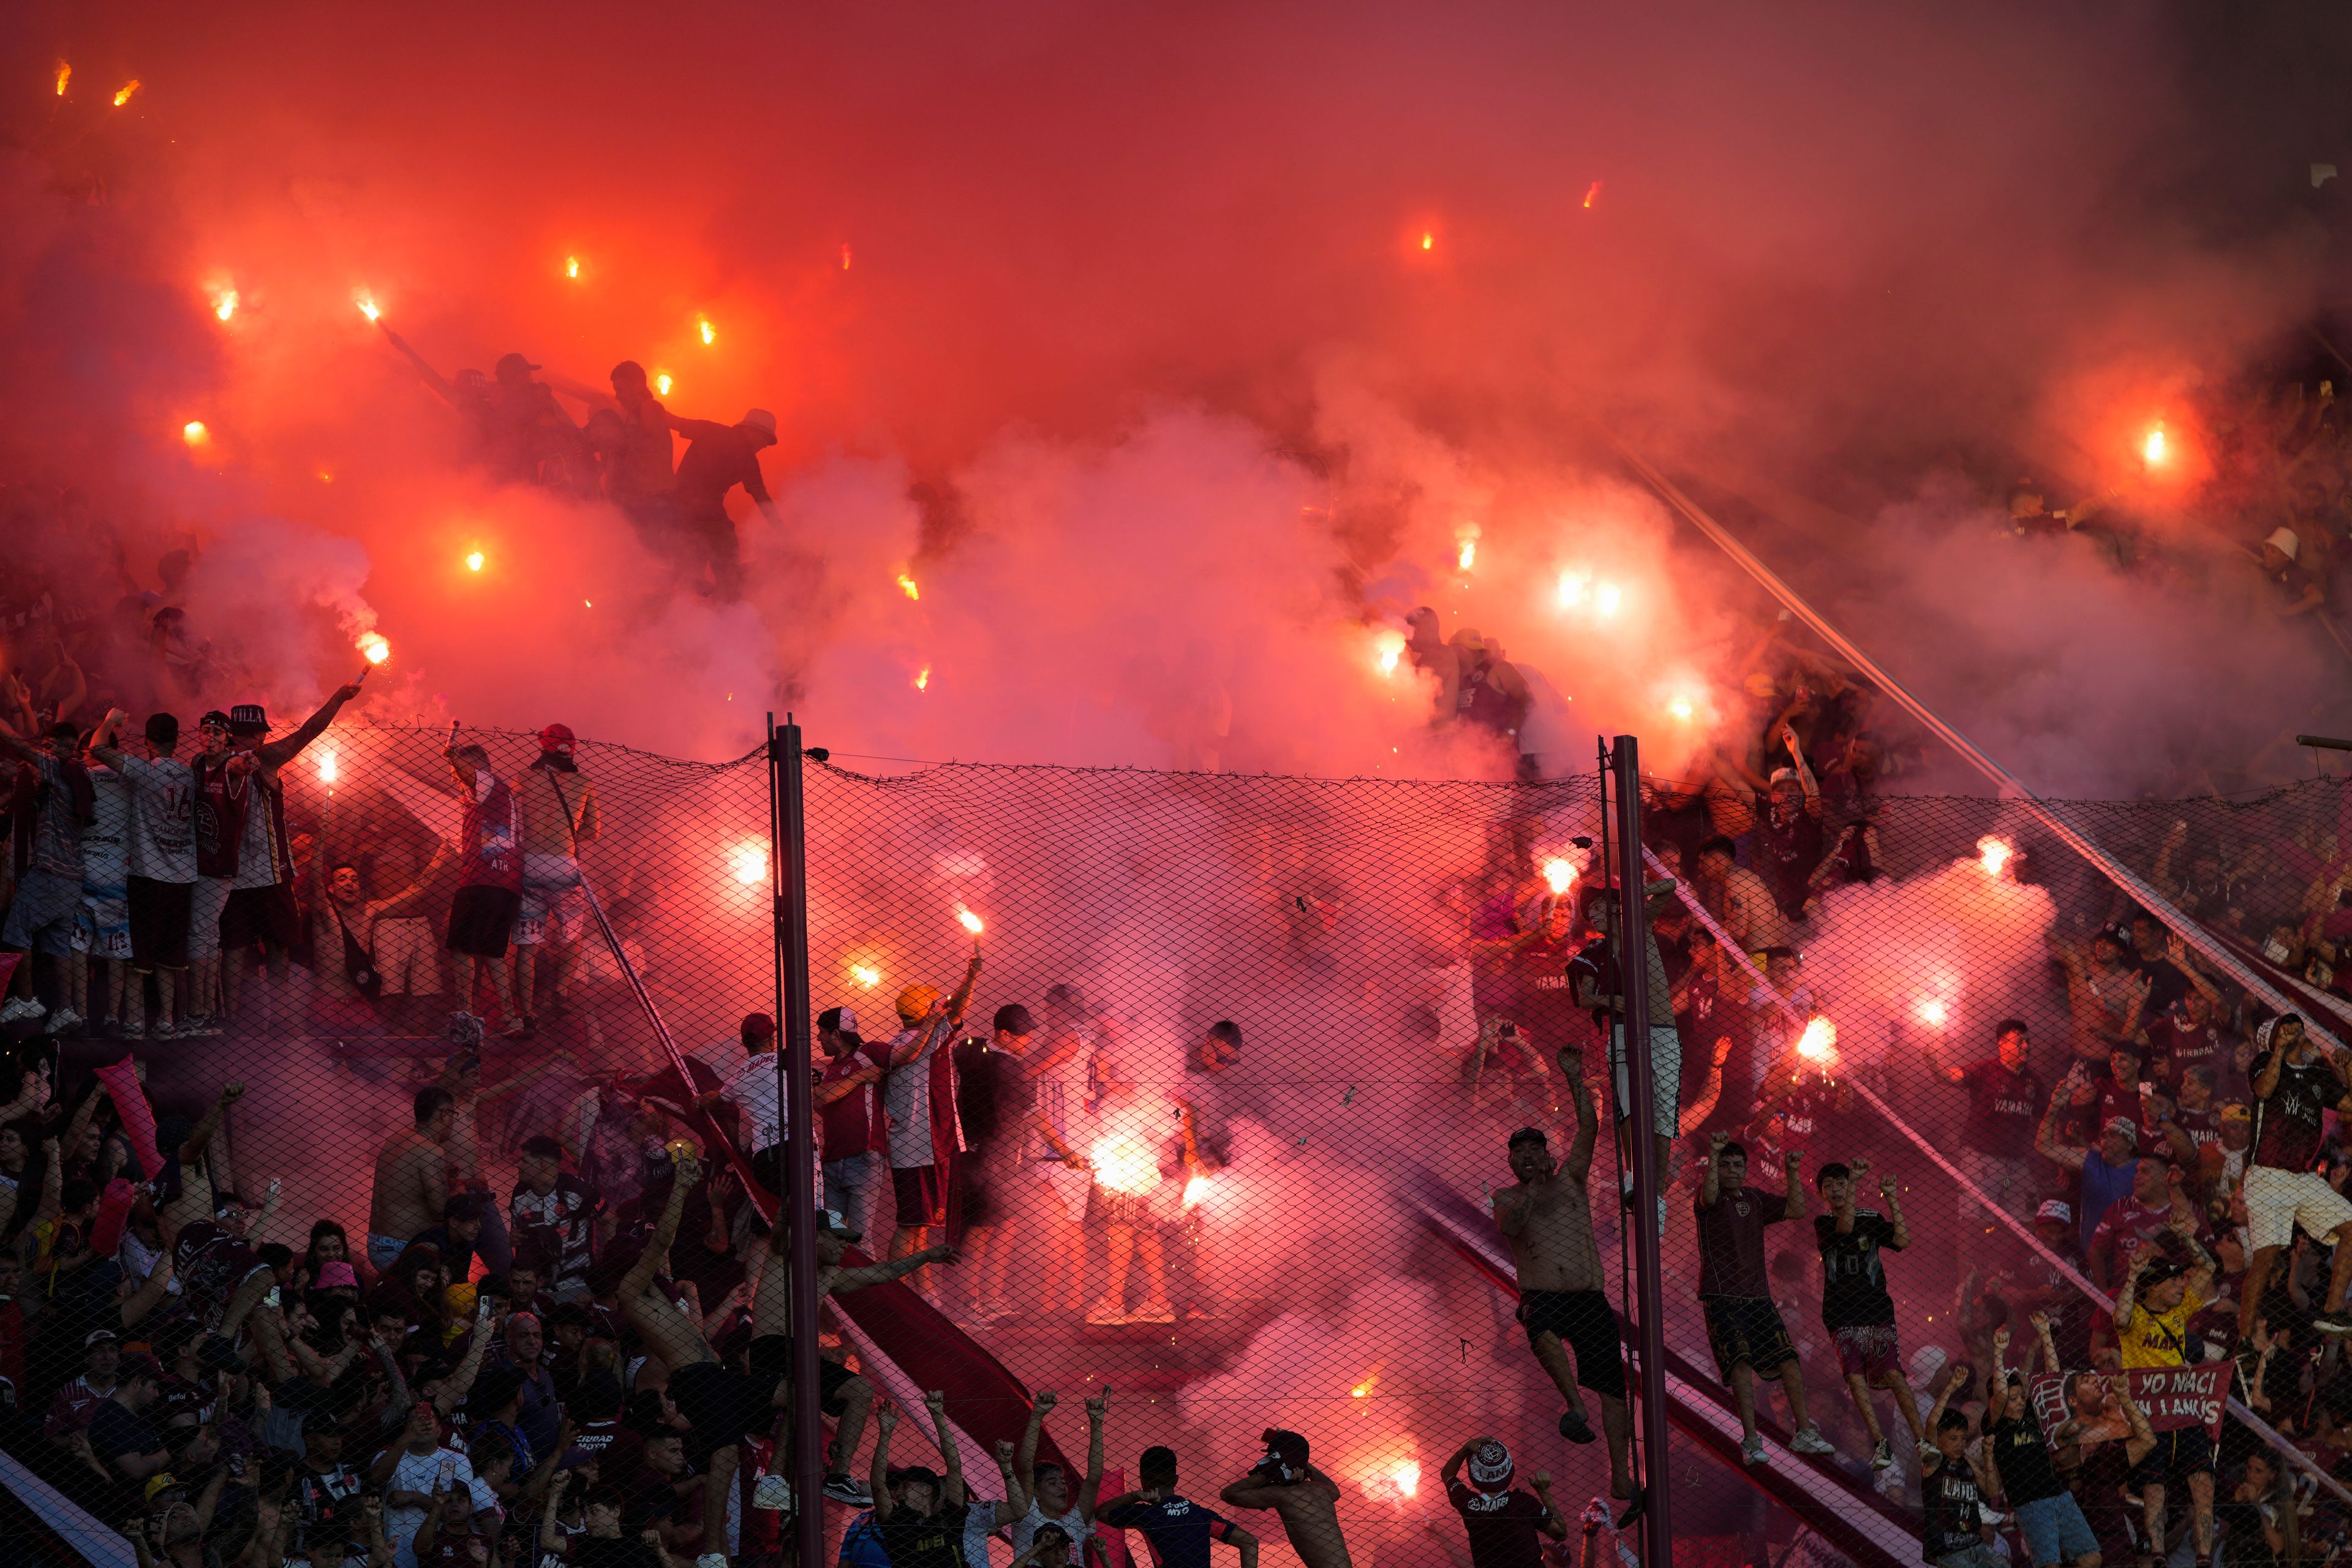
{"left": 512, "top": 723, "right": 598, "bottom": 1023}
{"left": 1219, "top": 1429, "right": 1351, "bottom": 1568}
{"left": 618, "top": 1153, "right": 952, "bottom": 1525}
{"left": 369, "top": 1087, "right": 456, "bottom": 1270}
{"left": 1492, "top": 1049, "right": 1637, "bottom": 1514}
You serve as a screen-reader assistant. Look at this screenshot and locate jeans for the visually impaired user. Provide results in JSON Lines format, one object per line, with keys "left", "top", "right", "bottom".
{"left": 824, "top": 1150, "right": 881, "bottom": 1240}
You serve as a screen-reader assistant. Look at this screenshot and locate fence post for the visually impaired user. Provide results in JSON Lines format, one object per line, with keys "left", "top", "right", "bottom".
{"left": 767, "top": 714, "right": 824, "bottom": 1564}
{"left": 1610, "top": 734, "right": 1675, "bottom": 1567}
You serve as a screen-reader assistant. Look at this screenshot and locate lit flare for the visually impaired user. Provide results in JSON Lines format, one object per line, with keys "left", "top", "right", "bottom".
{"left": 56, "top": 64, "right": 70, "bottom": 97}
{"left": 181, "top": 421, "right": 208, "bottom": 445}
{"left": 730, "top": 845, "right": 769, "bottom": 886}
{"left": 850, "top": 963, "right": 881, "bottom": 988}
{"left": 698, "top": 317, "right": 715, "bottom": 346}
{"left": 654, "top": 372, "right": 672, "bottom": 395}
{"left": 1182, "top": 1173, "right": 1212, "bottom": 1210}
{"left": 1457, "top": 539, "right": 1476, "bottom": 571}
{"left": 2143, "top": 426, "right": 2166, "bottom": 466}
{"left": 1977, "top": 835, "right": 2013, "bottom": 879}
{"left": 958, "top": 907, "right": 984, "bottom": 935}
{"left": 897, "top": 573, "right": 920, "bottom": 600}
{"left": 914, "top": 666, "right": 930, "bottom": 692}
{"left": 1088, "top": 1134, "right": 1158, "bottom": 1196}
{"left": 1917, "top": 998, "right": 1948, "bottom": 1027}
{"left": 214, "top": 289, "right": 238, "bottom": 322}
{"left": 318, "top": 751, "right": 339, "bottom": 786}
{"left": 1796, "top": 1016, "right": 1837, "bottom": 1065}
{"left": 1582, "top": 180, "right": 1601, "bottom": 209}
{"left": 113, "top": 80, "right": 140, "bottom": 107}
{"left": 1542, "top": 858, "right": 1576, "bottom": 894}
{"left": 464, "top": 550, "right": 484, "bottom": 572}
{"left": 565, "top": 256, "right": 580, "bottom": 279}
{"left": 1372, "top": 627, "right": 1405, "bottom": 677}
{"left": 1596, "top": 582, "right": 1622, "bottom": 617}
{"left": 356, "top": 297, "right": 380, "bottom": 322}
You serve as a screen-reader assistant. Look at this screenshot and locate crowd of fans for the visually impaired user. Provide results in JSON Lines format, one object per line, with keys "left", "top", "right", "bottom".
{"left": 6, "top": 361, "right": 2352, "bottom": 1568}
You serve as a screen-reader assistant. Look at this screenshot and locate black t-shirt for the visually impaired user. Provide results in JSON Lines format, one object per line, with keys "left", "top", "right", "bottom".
{"left": 569, "top": 1538, "right": 660, "bottom": 1568}
{"left": 1695, "top": 1186, "right": 1786, "bottom": 1299}
{"left": 877, "top": 1501, "right": 971, "bottom": 1568}
{"left": 2133, "top": 957, "right": 2191, "bottom": 1020}
{"left": 1986, "top": 1410, "right": 2068, "bottom": 1506}
{"left": 1755, "top": 809, "right": 1825, "bottom": 920}
{"left": 952, "top": 1039, "right": 1014, "bottom": 1150}
{"left": 1444, "top": 1482, "right": 1550, "bottom": 1568}
{"left": 1957, "top": 1061, "right": 2044, "bottom": 1158}
{"left": 1098, "top": 1494, "right": 1235, "bottom": 1568}
{"left": 1920, "top": 1461, "right": 1984, "bottom": 1558}
{"left": 86, "top": 1398, "right": 162, "bottom": 1469}
{"left": 2250, "top": 1050, "right": 2342, "bottom": 1172}
{"left": 1813, "top": 1211, "right": 1899, "bottom": 1330}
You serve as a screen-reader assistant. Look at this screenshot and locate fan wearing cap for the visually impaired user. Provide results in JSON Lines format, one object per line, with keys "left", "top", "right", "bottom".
{"left": 695, "top": 1012, "right": 786, "bottom": 1168}
{"left": 484, "top": 350, "right": 584, "bottom": 488}
{"left": 2035, "top": 1088, "right": 2144, "bottom": 1259}
{"left": 2113, "top": 1232, "right": 2222, "bottom": 1562}
{"left": 1218, "top": 1428, "right": 1350, "bottom": 1568}
{"left": 205, "top": 682, "right": 365, "bottom": 1021}
{"left": 879, "top": 943, "right": 984, "bottom": 1273}
{"left": 2260, "top": 524, "right": 2327, "bottom": 617}
{"left": 664, "top": 404, "right": 779, "bottom": 598}
{"left": 1439, "top": 1438, "right": 1562, "bottom": 1568}
{"left": 513, "top": 723, "right": 598, "bottom": 1025}
{"left": 618, "top": 1153, "right": 953, "bottom": 1519}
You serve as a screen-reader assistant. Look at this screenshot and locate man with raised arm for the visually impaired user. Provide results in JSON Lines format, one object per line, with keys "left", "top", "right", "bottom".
{"left": 1490, "top": 1044, "right": 1635, "bottom": 1515}
{"left": 513, "top": 722, "right": 597, "bottom": 1025}
{"left": 1013, "top": 1390, "right": 1107, "bottom": 1558}
{"left": 2237, "top": 1012, "right": 2352, "bottom": 1341}
{"left": 1696, "top": 1132, "right": 1836, "bottom": 1466}
{"left": 1814, "top": 1158, "right": 1928, "bottom": 1472}
{"left": 2111, "top": 1227, "right": 2220, "bottom": 1566}
{"left": 1218, "top": 1428, "right": 1351, "bottom": 1568}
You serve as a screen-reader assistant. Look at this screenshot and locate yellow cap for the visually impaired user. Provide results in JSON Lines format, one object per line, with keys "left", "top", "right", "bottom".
{"left": 896, "top": 984, "right": 941, "bottom": 1023}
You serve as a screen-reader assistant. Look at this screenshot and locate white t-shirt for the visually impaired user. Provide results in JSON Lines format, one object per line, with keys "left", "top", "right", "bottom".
{"left": 386, "top": 1446, "right": 498, "bottom": 1568}
{"left": 883, "top": 1023, "right": 951, "bottom": 1169}
{"left": 1010, "top": 1499, "right": 1092, "bottom": 1559}
{"left": 723, "top": 1050, "right": 786, "bottom": 1150}
{"left": 113, "top": 755, "right": 197, "bottom": 883}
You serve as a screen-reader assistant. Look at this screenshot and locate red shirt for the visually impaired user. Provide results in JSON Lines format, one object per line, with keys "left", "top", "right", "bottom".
{"left": 818, "top": 1043, "right": 890, "bottom": 1159}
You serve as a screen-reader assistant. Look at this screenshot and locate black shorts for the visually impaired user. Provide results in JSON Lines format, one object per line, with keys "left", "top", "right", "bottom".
{"left": 221, "top": 883, "right": 301, "bottom": 952}
{"left": 127, "top": 876, "right": 194, "bottom": 970}
{"left": 2126, "top": 1426, "right": 2214, "bottom": 1490}
{"left": 959, "top": 1159, "right": 1000, "bottom": 1227}
{"left": 892, "top": 1163, "right": 946, "bottom": 1227}
{"left": 1519, "top": 1288, "right": 1627, "bottom": 1401}
{"left": 1701, "top": 1295, "right": 1796, "bottom": 1382}
{"left": 669, "top": 1341, "right": 853, "bottom": 1449}
{"left": 447, "top": 886, "right": 521, "bottom": 958}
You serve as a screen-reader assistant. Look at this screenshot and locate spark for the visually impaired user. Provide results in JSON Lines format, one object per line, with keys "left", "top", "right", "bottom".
{"left": 1088, "top": 1134, "right": 1158, "bottom": 1196}
{"left": 1420, "top": 231, "right": 1434, "bottom": 251}
{"left": 213, "top": 290, "right": 238, "bottom": 322}
{"left": 1557, "top": 571, "right": 1587, "bottom": 608}
{"left": 1541, "top": 858, "right": 1576, "bottom": 894}
{"left": 1977, "top": 835, "right": 2014, "bottom": 879}
{"left": 896, "top": 573, "right": 920, "bottom": 600}
{"left": 464, "top": 550, "right": 485, "bottom": 573}
{"left": 181, "top": 421, "right": 208, "bottom": 445}
{"left": 914, "top": 666, "right": 930, "bottom": 692}
{"left": 698, "top": 317, "right": 715, "bottom": 346}
{"left": 730, "top": 845, "right": 769, "bottom": 886}
{"left": 565, "top": 256, "right": 580, "bottom": 279}
{"left": 356, "top": 297, "right": 379, "bottom": 322}
{"left": 56, "top": 64, "right": 70, "bottom": 97}
{"left": 850, "top": 963, "right": 882, "bottom": 989}
{"left": 1796, "top": 1016, "right": 1837, "bottom": 1064}
{"left": 2143, "top": 426, "right": 2166, "bottom": 466}
{"left": 113, "top": 80, "right": 140, "bottom": 108}
{"left": 654, "top": 371, "right": 673, "bottom": 395}
{"left": 584, "top": 600, "right": 592, "bottom": 608}
{"left": 1917, "top": 998, "right": 1949, "bottom": 1027}
{"left": 1457, "top": 539, "right": 1476, "bottom": 570}
{"left": 1583, "top": 180, "right": 1602, "bottom": 209}
{"left": 958, "top": 907, "right": 984, "bottom": 935}
{"left": 1595, "top": 582, "right": 1623, "bottom": 617}
{"left": 357, "top": 634, "right": 391, "bottom": 666}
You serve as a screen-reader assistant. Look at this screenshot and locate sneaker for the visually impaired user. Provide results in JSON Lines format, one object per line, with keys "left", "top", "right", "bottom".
{"left": 1740, "top": 1435, "right": 1766, "bottom": 1466}
{"left": 2314, "top": 1310, "right": 2352, "bottom": 1336}
{"left": 1131, "top": 1297, "right": 1175, "bottom": 1324}
{"left": 194, "top": 1014, "right": 225, "bottom": 1035}
{"left": 750, "top": 1474, "right": 793, "bottom": 1512}
{"left": 151, "top": 1020, "right": 184, "bottom": 1039}
{"left": 0, "top": 997, "right": 45, "bottom": 1023}
{"left": 1915, "top": 1441, "right": 1937, "bottom": 1462}
{"left": 820, "top": 1473, "right": 871, "bottom": 1506}
{"left": 44, "top": 1008, "right": 83, "bottom": 1036}
{"left": 1789, "top": 1427, "right": 1835, "bottom": 1457}
{"left": 1085, "top": 1298, "right": 1129, "bottom": 1326}
{"left": 1559, "top": 1409, "right": 1597, "bottom": 1444}
{"left": 1870, "top": 1438, "right": 1893, "bottom": 1471}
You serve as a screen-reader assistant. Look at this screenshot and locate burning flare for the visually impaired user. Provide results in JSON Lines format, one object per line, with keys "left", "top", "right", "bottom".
{"left": 698, "top": 317, "right": 715, "bottom": 346}
{"left": 356, "top": 297, "right": 380, "bottom": 322}
{"left": 914, "top": 666, "right": 930, "bottom": 692}
{"left": 2143, "top": 426, "right": 2166, "bottom": 466}
{"left": 1795, "top": 1016, "right": 1837, "bottom": 1065}
{"left": 1917, "top": 998, "right": 1949, "bottom": 1027}
{"left": 1371, "top": 627, "right": 1405, "bottom": 677}
{"left": 841, "top": 244, "right": 853, "bottom": 270}
{"left": 1557, "top": 570, "right": 1587, "bottom": 608}
{"left": 850, "top": 963, "right": 881, "bottom": 989}
{"left": 896, "top": 573, "right": 920, "bottom": 600}
{"left": 1457, "top": 539, "right": 1476, "bottom": 571}
{"left": 1420, "top": 231, "right": 1434, "bottom": 251}
{"left": 358, "top": 633, "right": 391, "bottom": 666}
{"left": 464, "top": 549, "right": 485, "bottom": 572}
{"left": 565, "top": 256, "right": 581, "bottom": 279}
{"left": 213, "top": 290, "right": 238, "bottom": 322}
{"left": 181, "top": 421, "right": 208, "bottom": 445}
{"left": 318, "top": 751, "right": 339, "bottom": 786}
{"left": 1595, "top": 582, "right": 1623, "bottom": 617}
{"left": 730, "top": 845, "right": 769, "bottom": 886}
{"left": 1182, "top": 1173, "right": 1212, "bottom": 1210}
{"left": 1088, "top": 1134, "right": 1159, "bottom": 1196}
{"left": 654, "top": 372, "right": 673, "bottom": 395}
{"left": 1977, "top": 835, "right": 2014, "bottom": 880}
{"left": 113, "top": 80, "right": 140, "bottom": 108}
{"left": 56, "top": 64, "right": 70, "bottom": 97}
{"left": 1541, "top": 858, "right": 1576, "bottom": 894}
{"left": 957, "top": 907, "right": 984, "bottom": 935}
{"left": 1668, "top": 696, "right": 1695, "bottom": 721}
{"left": 1583, "top": 179, "right": 1602, "bottom": 209}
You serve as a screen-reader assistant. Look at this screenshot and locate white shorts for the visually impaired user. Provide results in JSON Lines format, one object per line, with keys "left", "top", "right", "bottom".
{"left": 1609, "top": 1023, "right": 1684, "bottom": 1142}
{"left": 2244, "top": 1163, "right": 2352, "bottom": 1253}
{"left": 372, "top": 916, "right": 439, "bottom": 996}
{"left": 187, "top": 876, "right": 231, "bottom": 960}
{"left": 518, "top": 854, "right": 587, "bottom": 946}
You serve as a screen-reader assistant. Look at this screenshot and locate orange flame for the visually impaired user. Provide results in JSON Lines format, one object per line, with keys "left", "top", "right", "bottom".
{"left": 896, "top": 573, "right": 920, "bottom": 600}
{"left": 181, "top": 421, "right": 208, "bottom": 445}
{"left": 841, "top": 243, "right": 853, "bottom": 270}
{"left": 113, "top": 80, "right": 140, "bottom": 107}
{"left": 654, "top": 371, "right": 673, "bottom": 396}
{"left": 914, "top": 665, "right": 930, "bottom": 692}
{"left": 56, "top": 64, "right": 70, "bottom": 97}
{"left": 1420, "top": 231, "right": 1434, "bottom": 251}
{"left": 730, "top": 845, "right": 769, "bottom": 885}
{"left": 318, "top": 751, "right": 339, "bottom": 786}
{"left": 1583, "top": 180, "right": 1602, "bottom": 209}
{"left": 356, "top": 297, "right": 379, "bottom": 322}
{"left": 698, "top": 317, "right": 715, "bottom": 346}
{"left": 1371, "top": 627, "right": 1405, "bottom": 677}
{"left": 2143, "top": 426, "right": 2166, "bottom": 466}
{"left": 1917, "top": 998, "right": 1949, "bottom": 1027}
{"left": 464, "top": 550, "right": 484, "bottom": 573}
{"left": 1977, "top": 835, "right": 2013, "bottom": 879}
{"left": 213, "top": 289, "right": 238, "bottom": 322}
{"left": 358, "top": 634, "right": 391, "bottom": 666}
{"left": 1668, "top": 695, "right": 1695, "bottom": 721}
{"left": 1457, "top": 539, "right": 1476, "bottom": 570}
{"left": 958, "top": 907, "right": 984, "bottom": 935}
{"left": 850, "top": 963, "right": 881, "bottom": 989}
{"left": 1595, "top": 583, "right": 1623, "bottom": 617}
{"left": 1796, "top": 1016, "right": 1837, "bottom": 1065}
{"left": 1182, "top": 1173, "right": 1212, "bottom": 1210}
{"left": 1557, "top": 570, "right": 1587, "bottom": 608}
{"left": 1542, "top": 858, "right": 1576, "bottom": 894}
{"left": 1088, "top": 1134, "right": 1159, "bottom": 1196}
{"left": 565, "top": 256, "right": 580, "bottom": 279}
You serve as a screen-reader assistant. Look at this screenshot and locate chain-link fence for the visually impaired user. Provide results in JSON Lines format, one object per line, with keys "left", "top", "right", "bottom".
{"left": 3, "top": 720, "right": 2350, "bottom": 1567}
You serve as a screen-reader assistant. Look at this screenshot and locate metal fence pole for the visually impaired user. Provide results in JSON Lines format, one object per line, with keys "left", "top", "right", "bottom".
{"left": 769, "top": 714, "right": 824, "bottom": 1565}
{"left": 1610, "top": 735, "right": 1675, "bottom": 1568}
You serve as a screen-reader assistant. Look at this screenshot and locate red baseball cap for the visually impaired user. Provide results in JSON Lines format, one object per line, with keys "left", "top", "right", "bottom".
{"left": 540, "top": 723, "right": 576, "bottom": 750}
